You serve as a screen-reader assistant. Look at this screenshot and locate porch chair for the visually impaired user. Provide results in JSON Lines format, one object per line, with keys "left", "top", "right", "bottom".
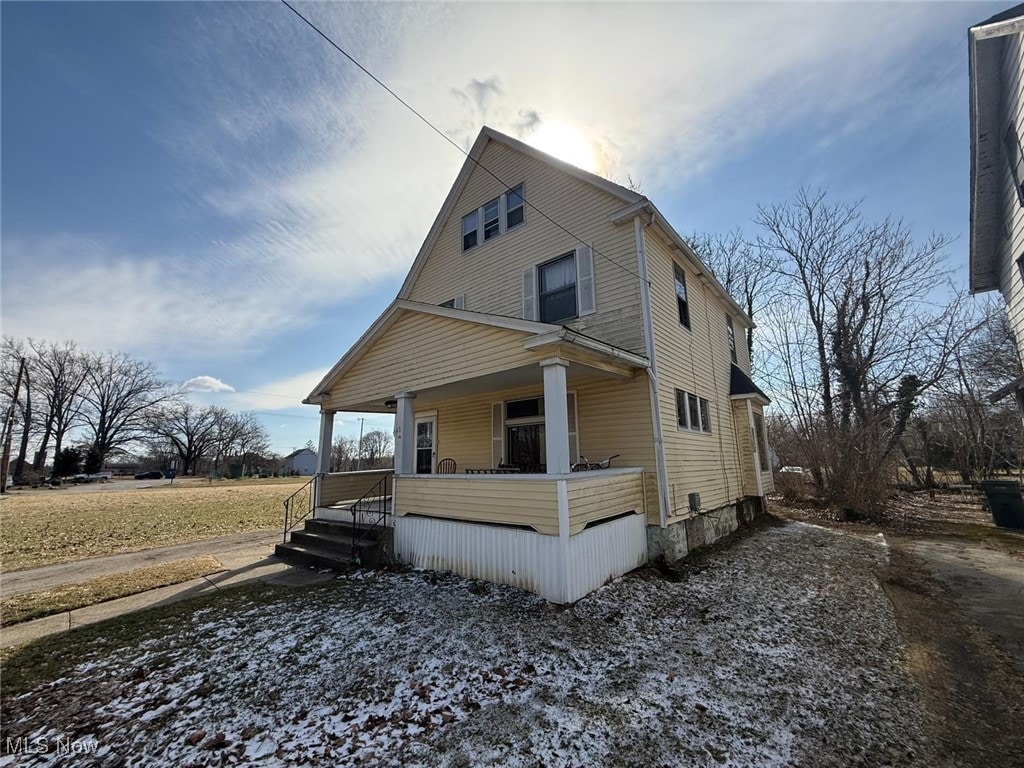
{"left": 437, "top": 458, "right": 457, "bottom": 474}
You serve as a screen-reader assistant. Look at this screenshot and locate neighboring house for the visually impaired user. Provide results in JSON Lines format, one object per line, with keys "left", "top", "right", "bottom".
{"left": 290, "top": 126, "right": 773, "bottom": 603}
{"left": 283, "top": 448, "right": 318, "bottom": 476}
{"left": 969, "top": 3, "right": 1024, "bottom": 410}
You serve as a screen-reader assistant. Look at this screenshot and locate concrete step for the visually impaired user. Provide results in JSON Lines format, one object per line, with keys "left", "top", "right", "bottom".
{"left": 303, "top": 518, "right": 385, "bottom": 540}
{"left": 275, "top": 541, "right": 355, "bottom": 571}
{"left": 289, "top": 529, "right": 379, "bottom": 555}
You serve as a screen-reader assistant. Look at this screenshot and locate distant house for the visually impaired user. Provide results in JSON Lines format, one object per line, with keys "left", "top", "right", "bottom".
{"left": 969, "top": 3, "right": 1024, "bottom": 410}
{"left": 279, "top": 126, "right": 773, "bottom": 603}
{"left": 283, "top": 448, "right": 318, "bottom": 476}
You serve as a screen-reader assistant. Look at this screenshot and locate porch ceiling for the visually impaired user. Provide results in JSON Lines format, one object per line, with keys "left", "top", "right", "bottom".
{"left": 332, "top": 353, "right": 639, "bottom": 412}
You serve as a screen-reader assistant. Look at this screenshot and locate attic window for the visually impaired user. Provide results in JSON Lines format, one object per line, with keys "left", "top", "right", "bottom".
{"left": 461, "top": 183, "right": 525, "bottom": 252}
{"left": 483, "top": 198, "right": 500, "bottom": 241}
{"left": 1005, "top": 123, "right": 1024, "bottom": 206}
{"left": 506, "top": 184, "right": 525, "bottom": 229}
{"left": 462, "top": 212, "right": 479, "bottom": 251}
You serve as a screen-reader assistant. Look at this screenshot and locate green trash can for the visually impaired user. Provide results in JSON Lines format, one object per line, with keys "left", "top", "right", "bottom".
{"left": 979, "top": 480, "right": 1024, "bottom": 529}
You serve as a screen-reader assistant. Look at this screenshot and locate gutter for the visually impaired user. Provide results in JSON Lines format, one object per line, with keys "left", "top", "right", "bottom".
{"left": 634, "top": 214, "right": 671, "bottom": 528}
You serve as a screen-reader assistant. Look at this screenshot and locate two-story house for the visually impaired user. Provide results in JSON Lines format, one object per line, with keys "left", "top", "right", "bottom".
{"left": 970, "top": 3, "right": 1024, "bottom": 409}
{"left": 282, "top": 126, "right": 772, "bottom": 603}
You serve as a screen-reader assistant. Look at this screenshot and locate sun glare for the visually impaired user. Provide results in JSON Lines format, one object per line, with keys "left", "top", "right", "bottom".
{"left": 527, "top": 121, "right": 601, "bottom": 175}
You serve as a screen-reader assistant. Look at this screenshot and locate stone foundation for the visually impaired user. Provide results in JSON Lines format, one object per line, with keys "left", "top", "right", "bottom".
{"left": 647, "top": 496, "right": 765, "bottom": 564}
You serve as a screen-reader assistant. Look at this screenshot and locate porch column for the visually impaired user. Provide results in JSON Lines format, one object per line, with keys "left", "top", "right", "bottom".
{"left": 315, "top": 410, "right": 334, "bottom": 507}
{"left": 541, "top": 358, "right": 571, "bottom": 474}
{"left": 394, "top": 391, "right": 417, "bottom": 475}
{"left": 316, "top": 411, "right": 335, "bottom": 475}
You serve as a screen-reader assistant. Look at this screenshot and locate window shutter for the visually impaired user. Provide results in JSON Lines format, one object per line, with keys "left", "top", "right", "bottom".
{"left": 522, "top": 266, "right": 537, "bottom": 321}
{"left": 576, "top": 245, "right": 595, "bottom": 316}
{"left": 567, "top": 392, "right": 579, "bottom": 463}
{"left": 491, "top": 402, "right": 504, "bottom": 466}
{"left": 454, "top": 293, "right": 465, "bottom": 310}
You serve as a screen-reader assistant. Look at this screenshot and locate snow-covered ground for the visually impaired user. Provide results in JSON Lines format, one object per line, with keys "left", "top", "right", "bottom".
{"left": 1, "top": 522, "right": 936, "bottom": 767}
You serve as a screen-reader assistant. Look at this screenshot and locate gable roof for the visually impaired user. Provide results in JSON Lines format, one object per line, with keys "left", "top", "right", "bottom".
{"left": 397, "top": 126, "right": 643, "bottom": 300}
{"left": 969, "top": 3, "right": 1024, "bottom": 293}
{"left": 304, "top": 300, "right": 564, "bottom": 403}
{"left": 285, "top": 448, "right": 316, "bottom": 459}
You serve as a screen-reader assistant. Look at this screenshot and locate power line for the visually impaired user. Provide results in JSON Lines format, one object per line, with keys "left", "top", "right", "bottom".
{"left": 279, "top": 0, "right": 647, "bottom": 286}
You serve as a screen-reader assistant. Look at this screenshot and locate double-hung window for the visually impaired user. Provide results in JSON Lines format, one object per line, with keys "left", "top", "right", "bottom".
{"left": 462, "top": 212, "right": 479, "bottom": 251}
{"left": 539, "top": 253, "right": 577, "bottom": 323}
{"left": 461, "top": 183, "right": 526, "bottom": 252}
{"left": 726, "top": 314, "right": 737, "bottom": 363}
{"left": 676, "top": 389, "right": 711, "bottom": 433}
{"left": 674, "top": 264, "right": 691, "bottom": 328}
{"left": 483, "top": 197, "right": 500, "bottom": 241}
{"left": 506, "top": 184, "right": 525, "bottom": 229}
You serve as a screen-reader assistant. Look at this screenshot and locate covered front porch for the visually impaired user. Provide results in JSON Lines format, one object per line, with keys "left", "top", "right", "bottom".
{"left": 299, "top": 301, "right": 656, "bottom": 601}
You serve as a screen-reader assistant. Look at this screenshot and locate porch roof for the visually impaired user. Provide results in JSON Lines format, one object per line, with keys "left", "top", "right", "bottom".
{"left": 306, "top": 300, "right": 649, "bottom": 412}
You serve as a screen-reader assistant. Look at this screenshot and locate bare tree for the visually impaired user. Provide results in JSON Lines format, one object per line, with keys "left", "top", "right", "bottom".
{"left": 81, "top": 350, "right": 170, "bottom": 463}
{"left": 1, "top": 337, "right": 34, "bottom": 480}
{"left": 332, "top": 435, "right": 358, "bottom": 472}
{"left": 756, "top": 189, "right": 973, "bottom": 518}
{"left": 27, "top": 339, "right": 90, "bottom": 471}
{"left": 146, "top": 401, "right": 224, "bottom": 476}
{"left": 685, "top": 229, "right": 781, "bottom": 368}
{"left": 360, "top": 430, "right": 394, "bottom": 468}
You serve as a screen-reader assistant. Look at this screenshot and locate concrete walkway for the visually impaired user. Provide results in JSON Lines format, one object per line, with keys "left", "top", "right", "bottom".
{"left": 0, "top": 532, "right": 335, "bottom": 649}
{"left": 908, "top": 537, "right": 1024, "bottom": 670}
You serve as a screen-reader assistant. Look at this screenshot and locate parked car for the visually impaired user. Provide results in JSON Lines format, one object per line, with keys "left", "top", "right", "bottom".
{"left": 134, "top": 470, "right": 163, "bottom": 480}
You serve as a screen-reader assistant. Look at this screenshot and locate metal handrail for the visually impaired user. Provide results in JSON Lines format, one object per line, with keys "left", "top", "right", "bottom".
{"left": 350, "top": 471, "right": 393, "bottom": 564}
{"left": 282, "top": 473, "right": 322, "bottom": 543}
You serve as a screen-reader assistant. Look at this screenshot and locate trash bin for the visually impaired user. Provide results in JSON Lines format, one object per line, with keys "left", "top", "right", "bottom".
{"left": 979, "top": 480, "right": 1024, "bottom": 529}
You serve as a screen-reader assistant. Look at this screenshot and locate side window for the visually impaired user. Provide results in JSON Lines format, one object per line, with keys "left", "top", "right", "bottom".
{"left": 675, "top": 389, "right": 711, "bottom": 432}
{"left": 753, "top": 412, "right": 769, "bottom": 471}
{"left": 674, "top": 264, "right": 690, "bottom": 329}
{"left": 1005, "top": 123, "right": 1024, "bottom": 206}
{"left": 726, "top": 314, "right": 737, "bottom": 364}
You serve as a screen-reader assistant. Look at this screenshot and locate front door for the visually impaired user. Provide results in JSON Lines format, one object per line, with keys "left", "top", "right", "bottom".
{"left": 415, "top": 416, "right": 436, "bottom": 474}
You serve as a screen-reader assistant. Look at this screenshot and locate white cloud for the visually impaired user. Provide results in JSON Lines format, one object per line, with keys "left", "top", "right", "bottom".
{"left": 183, "top": 375, "right": 235, "bottom": 393}
{"left": 216, "top": 368, "right": 330, "bottom": 412}
{"left": 1, "top": 2, "right": 972, "bottom": 365}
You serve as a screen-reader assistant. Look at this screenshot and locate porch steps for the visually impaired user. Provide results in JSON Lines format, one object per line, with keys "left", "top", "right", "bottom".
{"left": 275, "top": 518, "right": 387, "bottom": 571}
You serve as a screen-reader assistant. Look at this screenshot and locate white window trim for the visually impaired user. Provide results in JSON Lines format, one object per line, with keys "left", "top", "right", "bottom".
{"left": 495, "top": 391, "right": 579, "bottom": 464}
{"left": 676, "top": 389, "right": 712, "bottom": 434}
{"left": 461, "top": 183, "right": 526, "bottom": 253}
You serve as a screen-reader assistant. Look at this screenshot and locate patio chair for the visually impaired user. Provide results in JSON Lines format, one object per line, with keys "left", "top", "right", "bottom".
{"left": 437, "top": 458, "right": 457, "bottom": 474}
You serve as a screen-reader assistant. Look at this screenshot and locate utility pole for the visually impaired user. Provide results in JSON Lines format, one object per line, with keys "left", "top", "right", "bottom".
{"left": 0, "top": 358, "right": 27, "bottom": 494}
{"left": 356, "top": 417, "right": 365, "bottom": 471}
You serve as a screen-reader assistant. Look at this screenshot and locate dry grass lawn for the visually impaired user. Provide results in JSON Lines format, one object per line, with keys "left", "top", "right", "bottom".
{"left": 0, "top": 478, "right": 305, "bottom": 572}
{"left": 0, "top": 556, "right": 225, "bottom": 626}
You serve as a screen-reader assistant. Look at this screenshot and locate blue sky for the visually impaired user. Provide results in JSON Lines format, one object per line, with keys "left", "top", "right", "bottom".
{"left": 1, "top": 1, "right": 1001, "bottom": 454}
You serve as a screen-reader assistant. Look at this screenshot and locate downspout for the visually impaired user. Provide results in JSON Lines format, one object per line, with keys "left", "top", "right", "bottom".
{"left": 634, "top": 214, "right": 670, "bottom": 527}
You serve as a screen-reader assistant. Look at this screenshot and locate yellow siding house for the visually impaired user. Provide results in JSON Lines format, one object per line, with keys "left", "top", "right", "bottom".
{"left": 286, "top": 127, "right": 773, "bottom": 603}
